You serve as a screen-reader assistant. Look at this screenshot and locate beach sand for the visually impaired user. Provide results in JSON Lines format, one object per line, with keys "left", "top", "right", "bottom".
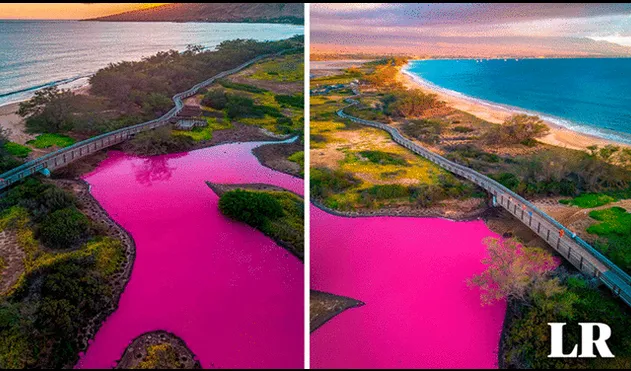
{"left": 0, "top": 85, "right": 90, "bottom": 145}
{"left": 398, "top": 69, "right": 631, "bottom": 152}
{"left": 0, "top": 102, "right": 33, "bottom": 144}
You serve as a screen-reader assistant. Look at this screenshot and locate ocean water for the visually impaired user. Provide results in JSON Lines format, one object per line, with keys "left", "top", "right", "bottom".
{"left": 0, "top": 20, "right": 303, "bottom": 106}
{"left": 77, "top": 140, "right": 303, "bottom": 369}
{"left": 406, "top": 58, "right": 631, "bottom": 144}
{"left": 310, "top": 208, "right": 505, "bottom": 368}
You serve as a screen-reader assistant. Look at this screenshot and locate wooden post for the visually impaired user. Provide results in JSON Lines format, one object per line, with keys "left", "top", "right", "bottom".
{"left": 579, "top": 256, "right": 584, "bottom": 271}
{"left": 567, "top": 246, "right": 572, "bottom": 258}
{"left": 547, "top": 229, "right": 550, "bottom": 241}
{"left": 537, "top": 222, "right": 541, "bottom": 233}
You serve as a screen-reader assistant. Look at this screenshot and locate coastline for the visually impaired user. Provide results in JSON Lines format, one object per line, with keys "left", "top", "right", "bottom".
{"left": 0, "top": 84, "right": 91, "bottom": 144}
{"left": 399, "top": 65, "right": 631, "bottom": 152}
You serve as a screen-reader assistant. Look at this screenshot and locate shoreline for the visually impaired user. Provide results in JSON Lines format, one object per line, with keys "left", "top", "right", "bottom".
{"left": 400, "top": 65, "right": 631, "bottom": 152}
{"left": 0, "top": 84, "right": 91, "bottom": 144}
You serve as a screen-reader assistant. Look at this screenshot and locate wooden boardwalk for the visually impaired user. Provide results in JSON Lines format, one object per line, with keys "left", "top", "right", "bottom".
{"left": 338, "top": 97, "right": 631, "bottom": 307}
{"left": 0, "top": 51, "right": 284, "bottom": 191}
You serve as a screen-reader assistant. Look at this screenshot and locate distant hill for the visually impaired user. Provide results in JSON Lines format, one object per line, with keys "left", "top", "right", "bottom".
{"left": 84, "top": 3, "right": 303, "bottom": 24}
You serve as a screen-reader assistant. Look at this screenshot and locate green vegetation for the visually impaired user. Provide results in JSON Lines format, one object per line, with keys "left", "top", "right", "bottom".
{"left": 249, "top": 54, "right": 303, "bottom": 82}
{"left": 133, "top": 344, "right": 183, "bottom": 369}
{"left": 0, "top": 129, "right": 24, "bottom": 173}
{"left": 0, "top": 178, "right": 126, "bottom": 368}
{"left": 219, "top": 188, "right": 283, "bottom": 227}
{"left": 125, "top": 127, "right": 194, "bottom": 156}
{"left": 469, "top": 237, "right": 631, "bottom": 368}
{"left": 3, "top": 142, "right": 31, "bottom": 158}
{"left": 381, "top": 89, "right": 443, "bottom": 118}
{"left": 218, "top": 79, "right": 268, "bottom": 94}
{"left": 560, "top": 193, "right": 616, "bottom": 208}
{"left": 357, "top": 150, "right": 407, "bottom": 166}
{"left": 200, "top": 88, "right": 228, "bottom": 110}
{"left": 287, "top": 151, "right": 304, "bottom": 176}
{"left": 483, "top": 114, "right": 549, "bottom": 146}
{"left": 586, "top": 207, "right": 631, "bottom": 274}
{"left": 402, "top": 119, "right": 443, "bottom": 145}
{"left": 26, "top": 133, "right": 75, "bottom": 149}
{"left": 217, "top": 189, "right": 304, "bottom": 257}
{"left": 14, "top": 36, "right": 302, "bottom": 142}
{"left": 38, "top": 207, "right": 91, "bottom": 249}
{"left": 275, "top": 94, "right": 303, "bottom": 108}
{"left": 172, "top": 118, "right": 232, "bottom": 142}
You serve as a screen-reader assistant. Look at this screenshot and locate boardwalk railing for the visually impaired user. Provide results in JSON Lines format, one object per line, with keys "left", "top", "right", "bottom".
{"left": 338, "top": 97, "right": 631, "bottom": 307}
{"left": 0, "top": 51, "right": 283, "bottom": 191}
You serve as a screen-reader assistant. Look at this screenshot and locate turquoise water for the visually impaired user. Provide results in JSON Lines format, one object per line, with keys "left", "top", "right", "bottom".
{"left": 406, "top": 58, "right": 631, "bottom": 144}
{"left": 0, "top": 20, "right": 303, "bottom": 106}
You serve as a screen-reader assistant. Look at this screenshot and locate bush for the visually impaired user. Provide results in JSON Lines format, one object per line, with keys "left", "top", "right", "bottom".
{"left": 225, "top": 94, "right": 258, "bottom": 119}
{"left": 483, "top": 114, "right": 549, "bottom": 146}
{"left": 125, "top": 126, "right": 193, "bottom": 156}
{"left": 38, "top": 207, "right": 90, "bottom": 249}
{"left": 452, "top": 126, "right": 474, "bottom": 133}
{"left": 201, "top": 88, "right": 228, "bottom": 110}
{"left": 275, "top": 94, "right": 303, "bottom": 108}
{"left": 3, "top": 142, "right": 31, "bottom": 158}
{"left": 219, "top": 189, "right": 284, "bottom": 227}
{"left": 310, "top": 167, "right": 360, "bottom": 199}
{"left": 362, "top": 184, "right": 409, "bottom": 200}
{"left": 358, "top": 150, "right": 407, "bottom": 166}
{"left": 402, "top": 119, "right": 443, "bottom": 145}
{"left": 218, "top": 79, "right": 268, "bottom": 94}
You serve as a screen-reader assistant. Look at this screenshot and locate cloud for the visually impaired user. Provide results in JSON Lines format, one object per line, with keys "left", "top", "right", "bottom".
{"left": 311, "top": 3, "right": 631, "bottom": 56}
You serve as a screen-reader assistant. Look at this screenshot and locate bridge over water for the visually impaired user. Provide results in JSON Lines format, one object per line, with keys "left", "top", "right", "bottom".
{"left": 0, "top": 51, "right": 282, "bottom": 191}
{"left": 338, "top": 97, "right": 631, "bottom": 307}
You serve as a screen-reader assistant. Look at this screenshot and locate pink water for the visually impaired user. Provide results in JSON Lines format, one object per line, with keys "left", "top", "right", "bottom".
{"left": 76, "top": 141, "right": 304, "bottom": 369}
{"left": 310, "top": 207, "right": 506, "bottom": 369}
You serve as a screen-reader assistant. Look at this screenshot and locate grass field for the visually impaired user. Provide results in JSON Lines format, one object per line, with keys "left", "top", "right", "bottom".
{"left": 172, "top": 118, "right": 233, "bottom": 142}
{"left": 3, "top": 142, "right": 31, "bottom": 158}
{"left": 26, "top": 133, "right": 75, "bottom": 149}
{"left": 249, "top": 54, "right": 303, "bottom": 82}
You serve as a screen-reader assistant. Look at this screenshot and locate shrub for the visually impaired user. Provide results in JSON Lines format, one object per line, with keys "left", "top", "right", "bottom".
{"left": 218, "top": 79, "right": 268, "bottom": 93}
{"left": 3, "top": 142, "right": 31, "bottom": 158}
{"left": 38, "top": 207, "right": 90, "bottom": 249}
{"left": 402, "top": 119, "right": 443, "bottom": 144}
{"left": 452, "top": 126, "right": 474, "bottom": 133}
{"left": 225, "top": 94, "right": 258, "bottom": 119}
{"left": 275, "top": 94, "right": 303, "bottom": 108}
{"left": 125, "top": 126, "right": 193, "bottom": 156}
{"left": 201, "top": 88, "right": 228, "bottom": 110}
{"left": 358, "top": 150, "right": 408, "bottom": 166}
{"left": 361, "top": 184, "right": 409, "bottom": 200}
{"left": 483, "top": 114, "right": 549, "bottom": 146}
{"left": 218, "top": 189, "right": 284, "bottom": 227}
{"left": 310, "top": 167, "right": 360, "bottom": 199}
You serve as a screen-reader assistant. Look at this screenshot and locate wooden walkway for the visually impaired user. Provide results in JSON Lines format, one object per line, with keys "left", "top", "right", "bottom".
{"left": 0, "top": 51, "right": 286, "bottom": 191}
{"left": 338, "top": 97, "right": 631, "bottom": 307}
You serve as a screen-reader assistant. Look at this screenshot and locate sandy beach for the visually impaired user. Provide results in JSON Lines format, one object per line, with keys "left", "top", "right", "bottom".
{"left": 398, "top": 67, "right": 631, "bottom": 152}
{"left": 0, "top": 85, "right": 91, "bottom": 145}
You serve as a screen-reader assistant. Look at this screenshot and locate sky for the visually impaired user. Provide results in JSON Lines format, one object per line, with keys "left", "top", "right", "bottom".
{"left": 0, "top": 3, "right": 168, "bottom": 20}
{"left": 311, "top": 3, "right": 631, "bottom": 57}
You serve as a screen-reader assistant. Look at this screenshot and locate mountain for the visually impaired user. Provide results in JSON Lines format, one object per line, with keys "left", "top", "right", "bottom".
{"left": 84, "top": 3, "right": 303, "bottom": 24}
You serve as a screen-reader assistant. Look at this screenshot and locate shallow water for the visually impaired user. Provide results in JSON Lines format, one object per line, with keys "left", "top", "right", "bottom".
{"left": 310, "top": 207, "right": 506, "bottom": 369}
{"left": 76, "top": 141, "right": 303, "bottom": 369}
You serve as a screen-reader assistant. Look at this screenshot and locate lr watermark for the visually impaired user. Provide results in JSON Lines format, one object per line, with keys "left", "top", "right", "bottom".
{"left": 548, "top": 323, "right": 615, "bottom": 358}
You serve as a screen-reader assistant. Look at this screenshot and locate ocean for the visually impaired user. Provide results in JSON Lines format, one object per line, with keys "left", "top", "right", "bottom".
{"left": 0, "top": 20, "right": 303, "bottom": 107}
{"left": 405, "top": 58, "right": 631, "bottom": 145}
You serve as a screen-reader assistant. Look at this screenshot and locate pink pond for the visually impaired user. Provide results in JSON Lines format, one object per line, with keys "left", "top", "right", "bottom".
{"left": 310, "top": 207, "right": 506, "bottom": 369}
{"left": 76, "top": 141, "right": 303, "bottom": 369}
